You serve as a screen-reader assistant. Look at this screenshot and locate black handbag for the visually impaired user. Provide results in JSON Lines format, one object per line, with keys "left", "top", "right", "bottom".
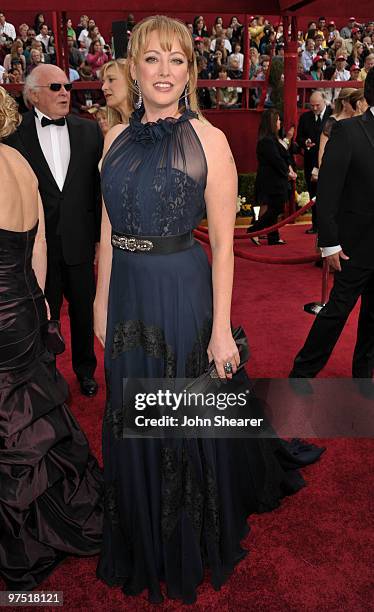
{"left": 183, "top": 326, "right": 250, "bottom": 395}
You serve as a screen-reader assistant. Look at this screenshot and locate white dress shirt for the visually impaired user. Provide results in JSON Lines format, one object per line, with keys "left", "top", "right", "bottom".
{"left": 335, "top": 69, "right": 350, "bottom": 82}
{"left": 321, "top": 106, "right": 374, "bottom": 257}
{"left": 210, "top": 37, "right": 232, "bottom": 54}
{"left": 34, "top": 107, "right": 71, "bottom": 191}
{"left": 0, "top": 20, "right": 16, "bottom": 40}
{"left": 35, "top": 33, "right": 50, "bottom": 50}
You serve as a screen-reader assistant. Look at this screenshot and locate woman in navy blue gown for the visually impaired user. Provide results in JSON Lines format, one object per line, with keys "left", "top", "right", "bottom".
{"left": 94, "top": 16, "right": 323, "bottom": 605}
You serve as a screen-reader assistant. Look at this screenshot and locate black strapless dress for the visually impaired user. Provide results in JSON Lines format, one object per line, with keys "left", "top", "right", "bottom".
{"left": 0, "top": 224, "right": 103, "bottom": 590}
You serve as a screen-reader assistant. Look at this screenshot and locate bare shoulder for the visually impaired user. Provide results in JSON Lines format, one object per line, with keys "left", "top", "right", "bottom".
{"left": 0, "top": 144, "right": 38, "bottom": 184}
{"left": 103, "top": 123, "right": 128, "bottom": 155}
{"left": 190, "top": 117, "right": 229, "bottom": 150}
{"left": 190, "top": 118, "right": 235, "bottom": 168}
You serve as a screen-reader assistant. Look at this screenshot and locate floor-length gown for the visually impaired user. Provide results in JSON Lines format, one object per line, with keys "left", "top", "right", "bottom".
{"left": 0, "top": 224, "right": 103, "bottom": 590}
{"left": 97, "top": 108, "right": 324, "bottom": 604}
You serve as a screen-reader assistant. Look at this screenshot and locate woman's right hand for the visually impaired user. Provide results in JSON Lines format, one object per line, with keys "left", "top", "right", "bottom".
{"left": 94, "top": 301, "right": 107, "bottom": 348}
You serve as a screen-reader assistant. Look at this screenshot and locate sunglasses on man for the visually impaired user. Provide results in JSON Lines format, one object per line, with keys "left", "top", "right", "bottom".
{"left": 36, "top": 82, "right": 73, "bottom": 92}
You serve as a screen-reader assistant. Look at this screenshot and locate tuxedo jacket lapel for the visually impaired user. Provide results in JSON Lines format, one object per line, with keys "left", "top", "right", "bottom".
{"left": 63, "top": 115, "right": 80, "bottom": 192}
{"left": 359, "top": 109, "right": 374, "bottom": 152}
{"left": 19, "top": 112, "right": 59, "bottom": 190}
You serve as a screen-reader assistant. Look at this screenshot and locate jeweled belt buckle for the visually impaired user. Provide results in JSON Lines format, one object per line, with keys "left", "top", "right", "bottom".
{"left": 112, "top": 234, "right": 154, "bottom": 252}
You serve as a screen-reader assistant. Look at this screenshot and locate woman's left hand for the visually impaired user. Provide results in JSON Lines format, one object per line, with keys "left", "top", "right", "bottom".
{"left": 207, "top": 330, "right": 240, "bottom": 380}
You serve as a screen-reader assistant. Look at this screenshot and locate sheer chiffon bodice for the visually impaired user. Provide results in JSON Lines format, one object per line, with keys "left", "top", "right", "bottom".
{"left": 101, "top": 108, "right": 207, "bottom": 236}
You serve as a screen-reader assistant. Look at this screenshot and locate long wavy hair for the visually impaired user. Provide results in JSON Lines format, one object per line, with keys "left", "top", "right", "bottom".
{"left": 257, "top": 108, "right": 280, "bottom": 141}
{"left": 124, "top": 15, "right": 200, "bottom": 117}
{"left": 0, "top": 87, "right": 21, "bottom": 139}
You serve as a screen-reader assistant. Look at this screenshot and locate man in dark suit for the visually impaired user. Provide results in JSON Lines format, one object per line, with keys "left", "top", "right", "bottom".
{"left": 296, "top": 91, "right": 332, "bottom": 233}
{"left": 6, "top": 64, "right": 103, "bottom": 396}
{"left": 290, "top": 69, "right": 374, "bottom": 386}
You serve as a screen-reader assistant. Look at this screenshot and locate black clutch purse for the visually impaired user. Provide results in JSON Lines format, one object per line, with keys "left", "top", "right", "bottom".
{"left": 183, "top": 326, "right": 249, "bottom": 395}
{"left": 41, "top": 320, "right": 66, "bottom": 355}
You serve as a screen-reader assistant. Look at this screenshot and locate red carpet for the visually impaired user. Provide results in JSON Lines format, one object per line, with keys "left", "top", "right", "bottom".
{"left": 4, "top": 225, "right": 374, "bottom": 610}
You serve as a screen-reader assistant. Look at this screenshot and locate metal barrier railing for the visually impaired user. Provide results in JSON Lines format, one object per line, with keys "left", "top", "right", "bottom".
{"left": 3, "top": 78, "right": 364, "bottom": 113}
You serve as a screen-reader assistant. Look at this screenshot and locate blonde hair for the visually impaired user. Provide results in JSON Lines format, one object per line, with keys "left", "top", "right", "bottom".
{"left": 334, "top": 87, "right": 356, "bottom": 116}
{"left": 332, "top": 37, "right": 347, "bottom": 55}
{"left": 99, "top": 59, "right": 129, "bottom": 127}
{"left": 125, "top": 15, "right": 200, "bottom": 117}
{"left": 351, "top": 41, "right": 363, "bottom": 61}
{"left": 0, "top": 87, "right": 21, "bottom": 139}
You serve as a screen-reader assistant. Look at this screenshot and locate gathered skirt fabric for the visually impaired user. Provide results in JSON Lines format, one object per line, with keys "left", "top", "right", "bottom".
{"left": 0, "top": 348, "right": 103, "bottom": 590}
{"left": 98, "top": 244, "right": 324, "bottom": 604}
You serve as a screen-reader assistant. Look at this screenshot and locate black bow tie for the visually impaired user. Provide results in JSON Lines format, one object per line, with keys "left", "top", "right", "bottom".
{"left": 41, "top": 116, "right": 66, "bottom": 128}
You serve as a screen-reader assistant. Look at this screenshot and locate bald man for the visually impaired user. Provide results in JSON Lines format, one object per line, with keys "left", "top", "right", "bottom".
{"left": 296, "top": 91, "right": 332, "bottom": 233}
{"left": 6, "top": 65, "right": 103, "bottom": 396}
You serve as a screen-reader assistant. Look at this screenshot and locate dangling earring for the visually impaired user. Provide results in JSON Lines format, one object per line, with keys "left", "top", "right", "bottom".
{"left": 183, "top": 83, "right": 190, "bottom": 110}
{"left": 134, "top": 79, "right": 143, "bottom": 110}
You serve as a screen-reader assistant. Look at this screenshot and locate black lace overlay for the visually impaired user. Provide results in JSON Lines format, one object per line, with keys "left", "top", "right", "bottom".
{"left": 104, "top": 481, "right": 120, "bottom": 525}
{"left": 161, "top": 445, "right": 220, "bottom": 544}
{"left": 185, "top": 317, "right": 212, "bottom": 378}
{"left": 203, "top": 455, "right": 220, "bottom": 543}
{"left": 111, "top": 319, "right": 176, "bottom": 378}
{"left": 104, "top": 400, "right": 124, "bottom": 440}
{"left": 150, "top": 168, "right": 204, "bottom": 236}
{"left": 101, "top": 107, "right": 207, "bottom": 237}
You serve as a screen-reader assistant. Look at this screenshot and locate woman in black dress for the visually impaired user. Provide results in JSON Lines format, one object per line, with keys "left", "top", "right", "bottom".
{"left": 0, "top": 87, "right": 103, "bottom": 590}
{"left": 247, "top": 108, "right": 297, "bottom": 245}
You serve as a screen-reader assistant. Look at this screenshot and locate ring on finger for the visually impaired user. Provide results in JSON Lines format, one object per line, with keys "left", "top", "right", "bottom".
{"left": 224, "top": 361, "right": 233, "bottom": 374}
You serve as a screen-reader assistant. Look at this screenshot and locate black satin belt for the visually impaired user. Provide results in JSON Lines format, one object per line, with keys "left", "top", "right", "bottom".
{"left": 111, "top": 231, "right": 195, "bottom": 254}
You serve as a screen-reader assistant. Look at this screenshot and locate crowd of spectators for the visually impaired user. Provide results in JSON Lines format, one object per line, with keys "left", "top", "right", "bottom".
{"left": 2, "top": 10, "right": 374, "bottom": 115}
{"left": 0, "top": 10, "right": 112, "bottom": 114}
{"left": 189, "top": 14, "right": 374, "bottom": 109}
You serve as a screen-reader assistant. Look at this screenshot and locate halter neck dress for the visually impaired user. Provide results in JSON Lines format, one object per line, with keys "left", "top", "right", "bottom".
{"left": 98, "top": 108, "right": 323, "bottom": 604}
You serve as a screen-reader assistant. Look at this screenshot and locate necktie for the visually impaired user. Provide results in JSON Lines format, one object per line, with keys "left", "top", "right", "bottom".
{"left": 41, "top": 116, "right": 66, "bottom": 128}
{"left": 316, "top": 114, "right": 322, "bottom": 127}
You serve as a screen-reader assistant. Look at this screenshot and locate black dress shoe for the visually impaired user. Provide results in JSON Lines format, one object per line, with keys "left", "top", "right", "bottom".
{"left": 305, "top": 228, "right": 317, "bottom": 234}
{"left": 268, "top": 239, "right": 286, "bottom": 245}
{"left": 79, "top": 377, "right": 98, "bottom": 397}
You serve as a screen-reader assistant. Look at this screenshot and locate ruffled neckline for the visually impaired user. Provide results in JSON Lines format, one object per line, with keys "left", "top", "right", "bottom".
{"left": 128, "top": 108, "right": 198, "bottom": 144}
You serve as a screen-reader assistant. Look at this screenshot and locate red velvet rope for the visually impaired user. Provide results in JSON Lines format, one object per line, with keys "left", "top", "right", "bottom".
{"left": 197, "top": 198, "right": 315, "bottom": 238}
{"left": 193, "top": 199, "right": 319, "bottom": 264}
{"left": 193, "top": 229, "right": 319, "bottom": 264}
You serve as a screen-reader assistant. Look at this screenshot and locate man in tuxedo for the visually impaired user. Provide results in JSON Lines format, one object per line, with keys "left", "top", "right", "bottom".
{"left": 296, "top": 91, "right": 332, "bottom": 233}
{"left": 6, "top": 64, "right": 103, "bottom": 396}
{"left": 290, "top": 68, "right": 374, "bottom": 386}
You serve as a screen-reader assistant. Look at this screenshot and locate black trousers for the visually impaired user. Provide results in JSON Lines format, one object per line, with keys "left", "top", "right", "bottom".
{"left": 45, "top": 242, "right": 97, "bottom": 380}
{"left": 247, "top": 196, "right": 284, "bottom": 244}
{"left": 291, "top": 259, "right": 374, "bottom": 378}
{"left": 305, "top": 170, "right": 317, "bottom": 230}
